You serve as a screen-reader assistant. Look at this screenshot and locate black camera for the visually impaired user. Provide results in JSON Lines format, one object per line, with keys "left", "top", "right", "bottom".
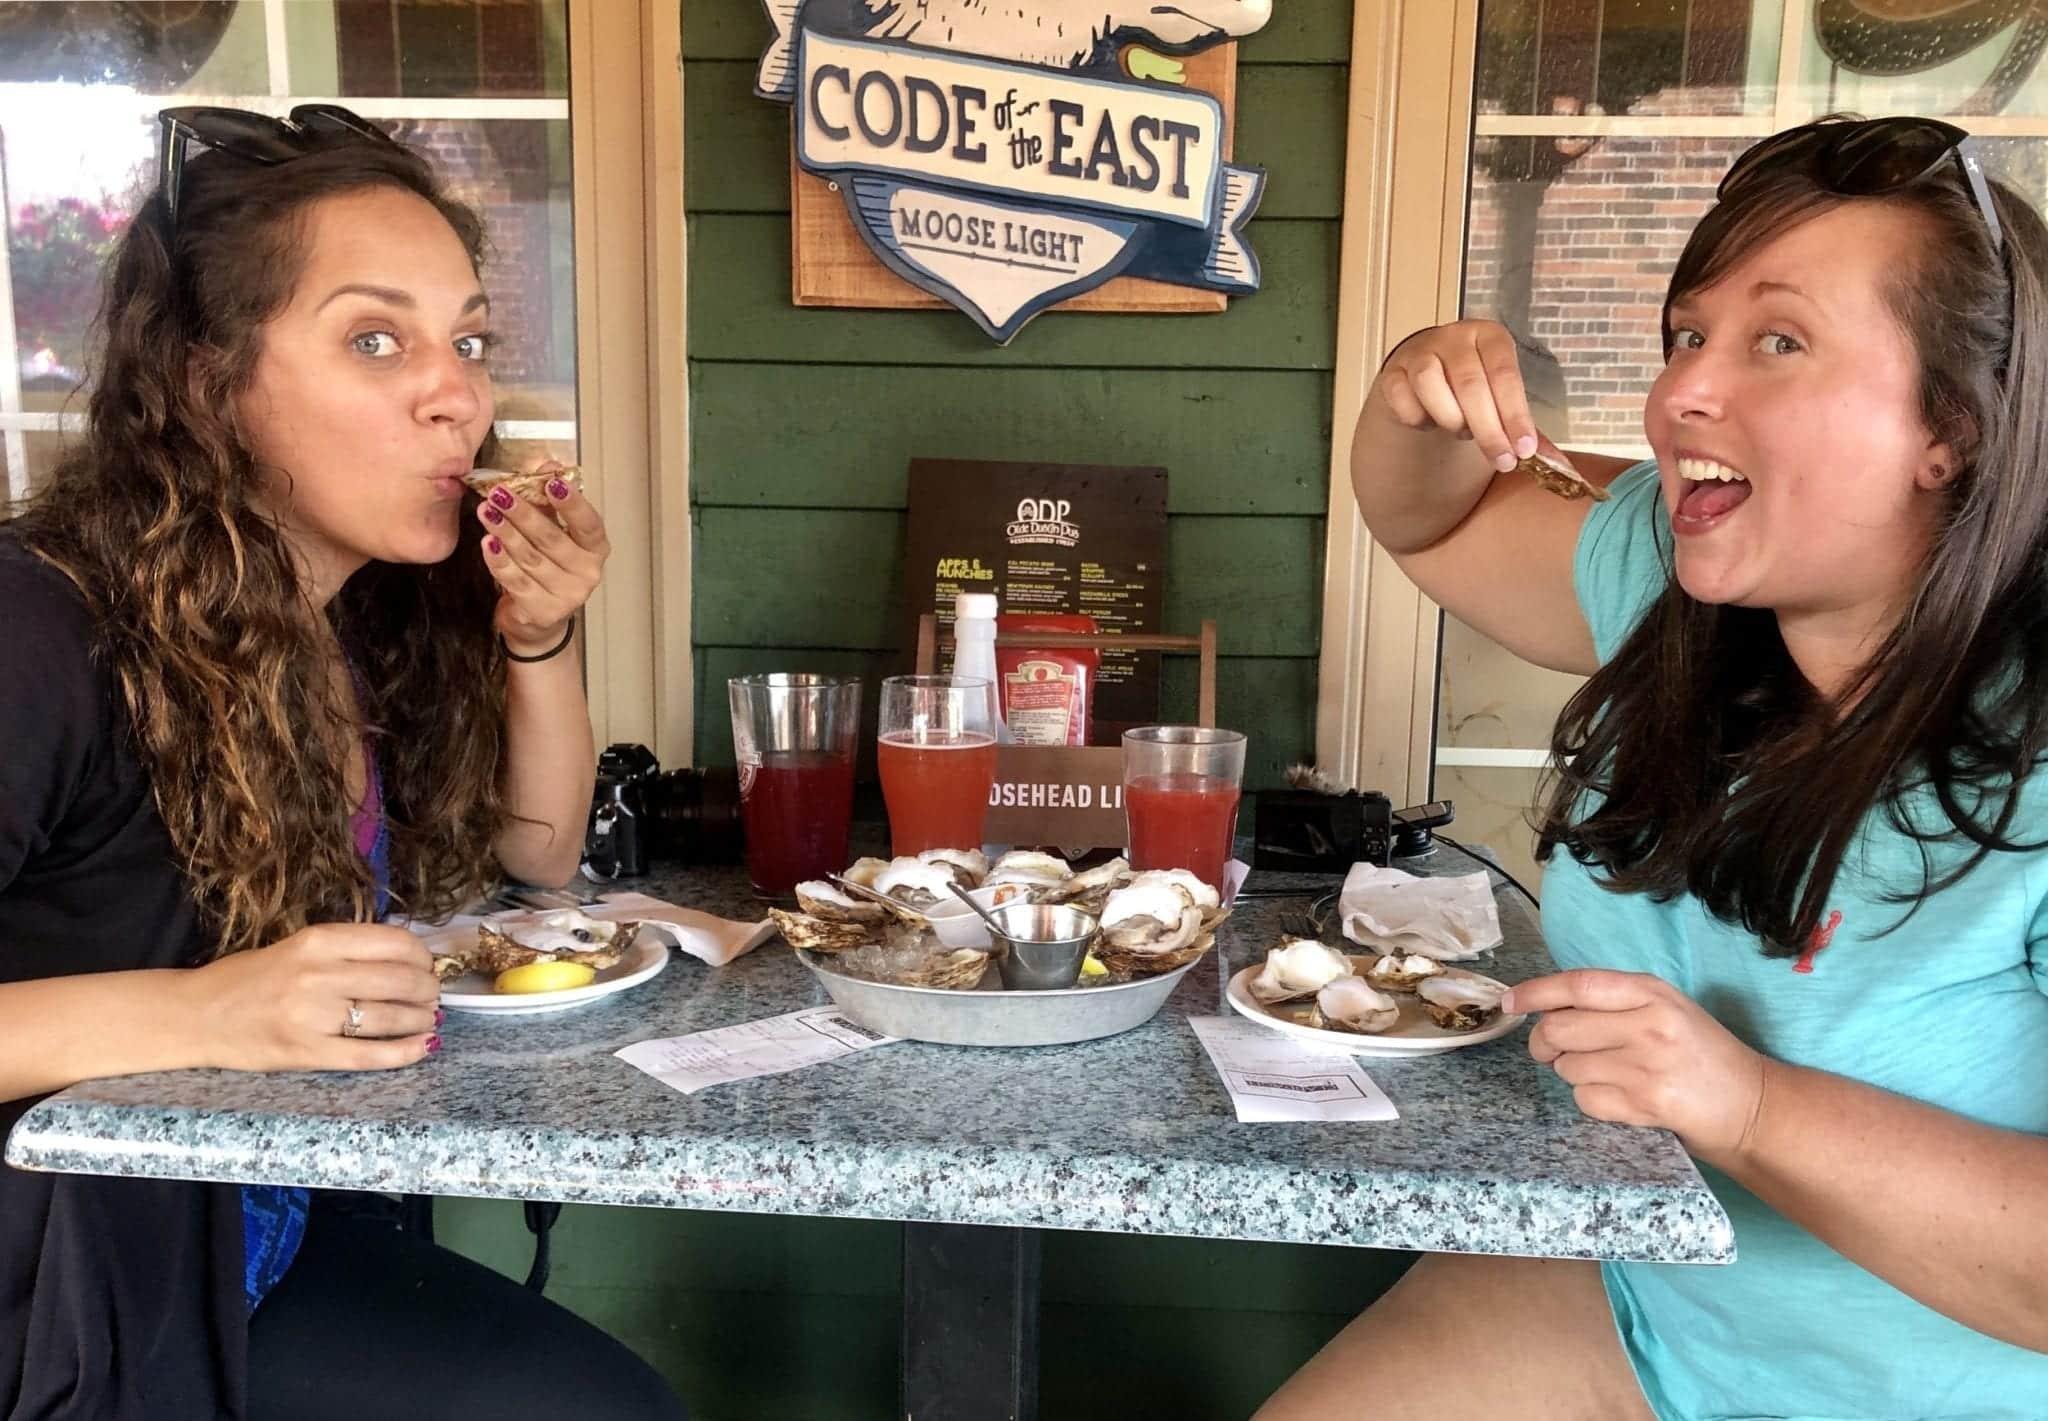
{"left": 583, "top": 743, "right": 746, "bottom": 879}
{"left": 584, "top": 743, "right": 658, "bottom": 879}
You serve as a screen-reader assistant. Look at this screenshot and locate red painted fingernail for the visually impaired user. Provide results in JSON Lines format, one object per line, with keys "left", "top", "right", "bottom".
{"left": 482, "top": 504, "right": 503, "bottom": 524}
{"left": 426, "top": 1034, "right": 442, "bottom": 1055}
{"left": 490, "top": 488, "right": 515, "bottom": 509}
{"left": 486, "top": 536, "right": 503, "bottom": 555}
{"left": 547, "top": 477, "right": 570, "bottom": 500}
{"left": 434, "top": 1008, "right": 445, "bottom": 1027}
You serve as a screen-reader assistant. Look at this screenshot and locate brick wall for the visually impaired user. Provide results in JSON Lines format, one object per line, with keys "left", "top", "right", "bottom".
{"left": 396, "top": 119, "right": 563, "bottom": 391}
{"left": 1464, "top": 95, "right": 1750, "bottom": 445}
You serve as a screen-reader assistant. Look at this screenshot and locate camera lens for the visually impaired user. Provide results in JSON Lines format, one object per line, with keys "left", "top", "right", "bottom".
{"left": 642, "top": 767, "right": 744, "bottom": 865}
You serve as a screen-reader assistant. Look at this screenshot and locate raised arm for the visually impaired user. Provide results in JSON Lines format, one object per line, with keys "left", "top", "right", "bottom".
{"left": 1354, "top": 320, "right": 1638, "bottom": 675}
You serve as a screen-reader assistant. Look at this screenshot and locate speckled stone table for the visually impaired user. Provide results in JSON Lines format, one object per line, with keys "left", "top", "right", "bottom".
{"left": 7, "top": 842, "right": 1731, "bottom": 1418}
{"left": 6, "top": 844, "right": 1731, "bottom": 1263}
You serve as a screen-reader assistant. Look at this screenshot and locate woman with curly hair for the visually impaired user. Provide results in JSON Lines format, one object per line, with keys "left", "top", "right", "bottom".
{"left": 0, "top": 106, "right": 684, "bottom": 1418}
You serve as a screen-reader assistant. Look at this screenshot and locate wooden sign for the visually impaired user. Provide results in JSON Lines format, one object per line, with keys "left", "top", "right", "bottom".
{"left": 901, "top": 459, "right": 1167, "bottom": 745}
{"left": 753, "top": 1, "right": 1275, "bottom": 343}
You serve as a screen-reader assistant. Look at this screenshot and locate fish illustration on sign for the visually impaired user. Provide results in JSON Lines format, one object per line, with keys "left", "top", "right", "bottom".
{"left": 755, "top": 0, "right": 1274, "bottom": 343}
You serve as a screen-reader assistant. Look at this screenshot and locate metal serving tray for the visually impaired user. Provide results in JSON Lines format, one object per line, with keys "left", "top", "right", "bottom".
{"left": 795, "top": 950, "right": 1199, "bottom": 1047}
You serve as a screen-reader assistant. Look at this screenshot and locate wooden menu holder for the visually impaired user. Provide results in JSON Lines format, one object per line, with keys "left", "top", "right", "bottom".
{"left": 914, "top": 616, "right": 1218, "bottom": 848}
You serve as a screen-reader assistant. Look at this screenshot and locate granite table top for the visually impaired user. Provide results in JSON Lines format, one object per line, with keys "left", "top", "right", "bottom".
{"left": 6, "top": 842, "right": 1734, "bottom": 1265}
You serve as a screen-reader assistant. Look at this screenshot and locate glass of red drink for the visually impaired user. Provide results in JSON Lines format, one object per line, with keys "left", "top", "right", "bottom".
{"left": 727, "top": 673, "right": 862, "bottom": 896}
{"left": 1122, "top": 725, "right": 1248, "bottom": 890}
{"left": 878, "top": 674, "right": 1000, "bottom": 856}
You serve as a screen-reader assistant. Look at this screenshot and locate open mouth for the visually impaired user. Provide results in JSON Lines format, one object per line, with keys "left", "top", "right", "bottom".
{"left": 1674, "top": 455, "right": 1750, "bottom": 527}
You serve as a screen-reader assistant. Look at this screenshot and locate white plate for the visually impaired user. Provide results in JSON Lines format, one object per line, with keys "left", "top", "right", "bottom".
{"left": 1224, "top": 959, "right": 1526, "bottom": 1055}
{"left": 438, "top": 938, "right": 671, "bottom": 1016}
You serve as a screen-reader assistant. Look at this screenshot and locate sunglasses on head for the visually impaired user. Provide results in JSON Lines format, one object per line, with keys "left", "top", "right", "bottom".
{"left": 156, "top": 104, "right": 399, "bottom": 232}
{"left": 1719, "top": 115, "right": 2004, "bottom": 256}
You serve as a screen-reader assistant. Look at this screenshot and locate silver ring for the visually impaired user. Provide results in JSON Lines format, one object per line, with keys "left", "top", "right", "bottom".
{"left": 342, "top": 1001, "right": 365, "bottom": 1038}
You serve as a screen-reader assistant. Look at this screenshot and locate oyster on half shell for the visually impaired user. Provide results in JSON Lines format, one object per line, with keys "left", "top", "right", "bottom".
{"left": 1248, "top": 938, "right": 1354, "bottom": 1004}
{"left": 456, "top": 910, "right": 640, "bottom": 979}
{"left": 1308, "top": 976, "right": 1401, "bottom": 1034}
{"left": 1417, "top": 974, "right": 1507, "bottom": 1031}
{"left": 873, "top": 856, "right": 962, "bottom": 911}
{"left": 1042, "top": 856, "right": 1131, "bottom": 911}
{"left": 917, "top": 847, "right": 989, "bottom": 886}
{"left": 794, "top": 880, "right": 887, "bottom": 924}
{"left": 1364, "top": 951, "right": 1445, "bottom": 994}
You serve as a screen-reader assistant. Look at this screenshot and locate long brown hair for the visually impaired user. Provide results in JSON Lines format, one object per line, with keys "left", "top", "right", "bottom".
{"left": 7, "top": 134, "right": 510, "bottom": 954}
{"left": 1536, "top": 152, "right": 2048, "bottom": 955}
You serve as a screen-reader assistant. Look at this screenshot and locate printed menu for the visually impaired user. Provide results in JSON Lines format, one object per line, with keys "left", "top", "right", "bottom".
{"left": 902, "top": 459, "right": 1167, "bottom": 743}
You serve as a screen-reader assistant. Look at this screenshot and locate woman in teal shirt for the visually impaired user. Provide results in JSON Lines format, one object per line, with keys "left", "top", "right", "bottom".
{"left": 1261, "top": 117, "right": 2048, "bottom": 1420}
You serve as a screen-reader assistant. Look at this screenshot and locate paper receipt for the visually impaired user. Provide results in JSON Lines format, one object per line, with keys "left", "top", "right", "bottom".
{"left": 1188, "top": 1015, "right": 1400, "bottom": 1123}
{"left": 617, "top": 1006, "right": 898, "bottom": 1094}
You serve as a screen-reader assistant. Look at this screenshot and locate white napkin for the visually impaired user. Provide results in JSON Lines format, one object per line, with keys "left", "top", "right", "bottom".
{"left": 405, "top": 893, "right": 775, "bottom": 968}
{"left": 1337, "top": 863, "right": 1501, "bottom": 961}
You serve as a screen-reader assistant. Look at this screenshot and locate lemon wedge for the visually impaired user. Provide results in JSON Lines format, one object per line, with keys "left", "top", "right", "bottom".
{"left": 494, "top": 960, "right": 597, "bottom": 994}
{"left": 1080, "top": 954, "right": 1109, "bottom": 979}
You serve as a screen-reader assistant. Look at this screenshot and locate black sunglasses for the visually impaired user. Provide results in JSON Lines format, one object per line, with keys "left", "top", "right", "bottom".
{"left": 1719, "top": 115, "right": 2004, "bottom": 256}
{"left": 156, "top": 104, "right": 399, "bottom": 231}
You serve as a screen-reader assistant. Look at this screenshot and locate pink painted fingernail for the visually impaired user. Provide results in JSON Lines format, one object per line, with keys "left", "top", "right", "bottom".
{"left": 486, "top": 536, "right": 503, "bottom": 555}
{"left": 547, "top": 477, "right": 571, "bottom": 500}
{"left": 434, "top": 1008, "right": 445, "bottom": 1027}
{"left": 490, "top": 487, "right": 515, "bottom": 509}
{"left": 426, "top": 1034, "right": 442, "bottom": 1055}
{"left": 482, "top": 504, "right": 504, "bottom": 524}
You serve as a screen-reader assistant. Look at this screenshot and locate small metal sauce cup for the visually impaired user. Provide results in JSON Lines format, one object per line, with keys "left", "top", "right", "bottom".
{"left": 987, "top": 903, "right": 1097, "bottom": 991}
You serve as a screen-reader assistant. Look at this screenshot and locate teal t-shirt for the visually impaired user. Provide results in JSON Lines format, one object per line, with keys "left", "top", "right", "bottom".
{"left": 1548, "top": 461, "right": 2048, "bottom": 1421}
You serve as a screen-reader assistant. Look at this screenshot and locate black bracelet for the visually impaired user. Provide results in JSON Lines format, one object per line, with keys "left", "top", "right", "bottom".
{"left": 500, "top": 619, "right": 576, "bottom": 664}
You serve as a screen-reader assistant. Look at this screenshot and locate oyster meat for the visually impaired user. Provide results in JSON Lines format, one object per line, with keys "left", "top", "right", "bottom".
{"left": 453, "top": 910, "right": 640, "bottom": 978}
{"left": 1417, "top": 974, "right": 1507, "bottom": 1031}
{"left": 1518, "top": 451, "right": 1608, "bottom": 503}
{"left": 872, "top": 856, "right": 963, "bottom": 911}
{"left": 985, "top": 850, "right": 1073, "bottom": 892}
{"left": 1248, "top": 939, "right": 1355, "bottom": 1004}
{"left": 1092, "top": 880, "right": 1211, "bottom": 975}
{"left": 1309, "top": 977, "right": 1401, "bottom": 1035}
{"left": 1042, "top": 856, "right": 1131, "bottom": 910}
{"left": 917, "top": 847, "right": 989, "bottom": 886}
{"left": 1364, "top": 952, "right": 1445, "bottom": 994}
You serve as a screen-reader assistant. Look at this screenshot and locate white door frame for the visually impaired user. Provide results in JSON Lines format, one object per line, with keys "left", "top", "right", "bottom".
{"left": 569, "top": 0, "right": 693, "bottom": 765}
{"left": 1314, "top": 0, "right": 1479, "bottom": 805}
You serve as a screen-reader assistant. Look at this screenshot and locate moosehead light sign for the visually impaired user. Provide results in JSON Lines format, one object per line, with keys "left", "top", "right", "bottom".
{"left": 755, "top": 0, "right": 1274, "bottom": 343}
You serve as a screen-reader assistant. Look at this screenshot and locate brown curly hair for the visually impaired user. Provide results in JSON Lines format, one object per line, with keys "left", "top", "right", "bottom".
{"left": 7, "top": 132, "right": 510, "bottom": 955}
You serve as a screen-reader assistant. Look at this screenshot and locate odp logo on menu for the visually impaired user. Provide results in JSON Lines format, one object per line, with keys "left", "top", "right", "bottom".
{"left": 1006, "top": 497, "right": 1081, "bottom": 548}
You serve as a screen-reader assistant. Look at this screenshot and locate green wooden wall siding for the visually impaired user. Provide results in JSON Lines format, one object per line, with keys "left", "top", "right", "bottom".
{"left": 425, "top": 11, "right": 1381, "bottom": 1419}
{"left": 684, "top": 3, "right": 1347, "bottom": 782}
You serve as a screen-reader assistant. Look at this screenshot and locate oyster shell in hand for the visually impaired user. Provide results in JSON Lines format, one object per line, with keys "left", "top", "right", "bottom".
{"left": 461, "top": 464, "right": 583, "bottom": 508}
{"left": 1518, "top": 450, "right": 1608, "bottom": 503}
{"left": 1248, "top": 939, "right": 1354, "bottom": 1004}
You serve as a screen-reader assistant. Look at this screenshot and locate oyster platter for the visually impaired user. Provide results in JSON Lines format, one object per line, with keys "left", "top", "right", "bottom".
{"left": 771, "top": 849, "right": 1227, "bottom": 1047}
{"left": 1225, "top": 938, "right": 1526, "bottom": 1056}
